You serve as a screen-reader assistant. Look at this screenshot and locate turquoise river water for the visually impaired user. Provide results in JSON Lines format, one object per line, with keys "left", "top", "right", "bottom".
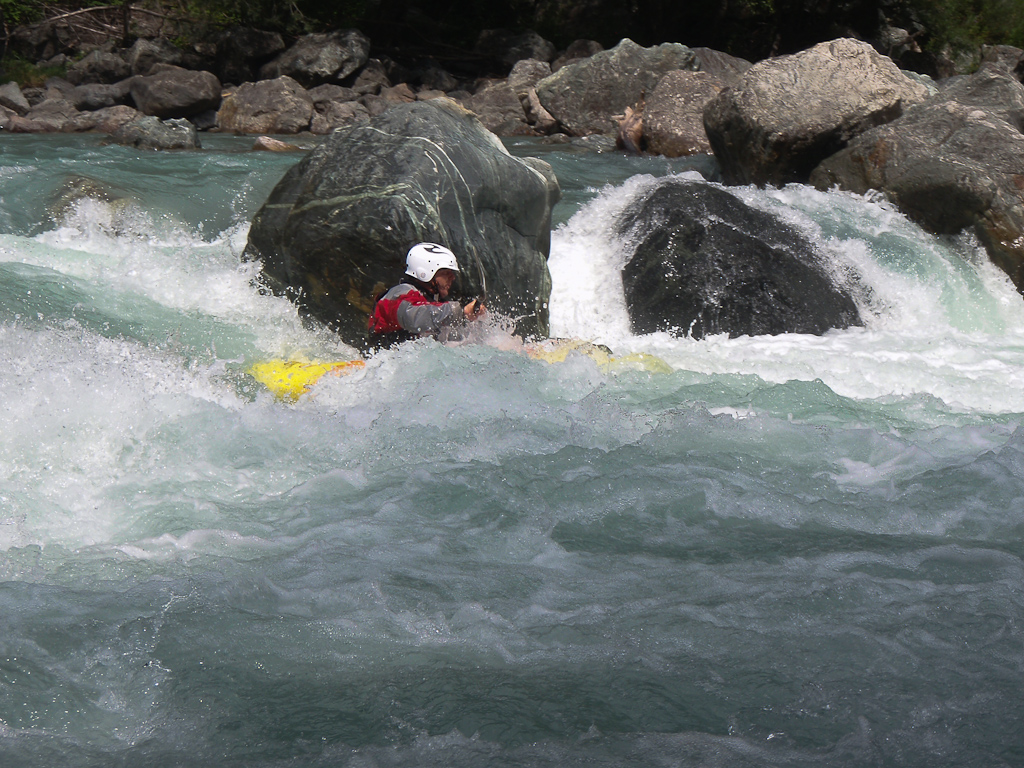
{"left": 0, "top": 134, "right": 1022, "bottom": 767}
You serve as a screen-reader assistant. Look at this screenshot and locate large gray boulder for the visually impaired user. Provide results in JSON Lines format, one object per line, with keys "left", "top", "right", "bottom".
{"left": 643, "top": 70, "right": 724, "bottom": 157}
{"left": 535, "top": 38, "right": 696, "bottom": 136}
{"left": 259, "top": 30, "right": 370, "bottom": 87}
{"left": 216, "top": 76, "right": 313, "bottom": 134}
{"left": 618, "top": 179, "right": 862, "bottom": 339}
{"left": 130, "top": 65, "right": 221, "bottom": 119}
{"left": 243, "top": 98, "right": 560, "bottom": 349}
{"left": 703, "top": 38, "right": 930, "bottom": 186}
{"left": 811, "top": 69, "right": 1024, "bottom": 292}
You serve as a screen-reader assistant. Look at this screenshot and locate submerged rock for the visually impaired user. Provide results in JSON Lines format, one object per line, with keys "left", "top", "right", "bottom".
{"left": 618, "top": 179, "right": 863, "bottom": 339}
{"left": 244, "top": 98, "right": 560, "bottom": 349}
{"left": 110, "top": 115, "right": 200, "bottom": 149}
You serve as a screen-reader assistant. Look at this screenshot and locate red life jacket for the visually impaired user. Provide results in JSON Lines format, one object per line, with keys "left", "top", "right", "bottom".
{"left": 369, "top": 284, "right": 446, "bottom": 334}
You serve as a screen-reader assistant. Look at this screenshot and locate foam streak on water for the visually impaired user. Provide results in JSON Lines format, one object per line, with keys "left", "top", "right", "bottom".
{"left": 1, "top": 138, "right": 1023, "bottom": 767}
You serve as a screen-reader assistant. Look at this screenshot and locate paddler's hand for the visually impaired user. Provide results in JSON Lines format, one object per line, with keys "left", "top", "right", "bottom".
{"left": 463, "top": 298, "right": 486, "bottom": 320}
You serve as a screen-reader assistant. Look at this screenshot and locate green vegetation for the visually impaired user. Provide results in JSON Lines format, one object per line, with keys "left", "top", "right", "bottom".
{"left": 1, "top": 52, "right": 66, "bottom": 85}
{"left": 907, "top": 0, "right": 1024, "bottom": 53}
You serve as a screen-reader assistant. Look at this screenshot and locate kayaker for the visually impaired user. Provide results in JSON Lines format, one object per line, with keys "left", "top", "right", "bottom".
{"left": 368, "top": 242, "right": 485, "bottom": 347}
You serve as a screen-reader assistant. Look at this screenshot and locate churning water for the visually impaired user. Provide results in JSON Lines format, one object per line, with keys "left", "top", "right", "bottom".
{"left": 1, "top": 134, "right": 1022, "bottom": 767}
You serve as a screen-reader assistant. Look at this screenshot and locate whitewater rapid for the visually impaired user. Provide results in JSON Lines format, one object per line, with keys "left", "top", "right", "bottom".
{"left": 1, "top": 135, "right": 1023, "bottom": 768}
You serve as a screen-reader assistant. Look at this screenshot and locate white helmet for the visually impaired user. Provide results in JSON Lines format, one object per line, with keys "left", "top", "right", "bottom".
{"left": 406, "top": 242, "right": 460, "bottom": 282}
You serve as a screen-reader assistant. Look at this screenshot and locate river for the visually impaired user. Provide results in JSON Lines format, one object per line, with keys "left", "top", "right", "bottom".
{"left": 1, "top": 133, "right": 1022, "bottom": 767}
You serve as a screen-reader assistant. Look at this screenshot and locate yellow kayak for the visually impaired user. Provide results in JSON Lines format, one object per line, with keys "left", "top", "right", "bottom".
{"left": 249, "top": 340, "right": 670, "bottom": 401}
{"left": 248, "top": 359, "right": 365, "bottom": 401}
{"left": 525, "top": 339, "right": 673, "bottom": 374}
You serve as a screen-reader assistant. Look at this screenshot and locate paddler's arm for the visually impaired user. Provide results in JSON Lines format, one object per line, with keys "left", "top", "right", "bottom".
{"left": 397, "top": 299, "right": 461, "bottom": 335}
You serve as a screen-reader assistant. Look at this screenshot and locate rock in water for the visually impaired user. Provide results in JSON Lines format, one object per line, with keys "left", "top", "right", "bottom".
{"left": 618, "top": 179, "right": 863, "bottom": 338}
{"left": 110, "top": 116, "right": 200, "bottom": 150}
{"left": 811, "top": 69, "right": 1024, "bottom": 292}
{"left": 703, "top": 38, "right": 929, "bottom": 186}
{"left": 244, "top": 98, "right": 560, "bottom": 349}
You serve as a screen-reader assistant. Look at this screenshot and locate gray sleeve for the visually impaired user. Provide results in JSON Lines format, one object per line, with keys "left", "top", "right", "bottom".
{"left": 397, "top": 300, "right": 461, "bottom": 335}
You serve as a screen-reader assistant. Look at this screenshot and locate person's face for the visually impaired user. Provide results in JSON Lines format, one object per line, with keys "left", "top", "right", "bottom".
{"left": 433, "top": 268, "right": 458, "bottom": 297}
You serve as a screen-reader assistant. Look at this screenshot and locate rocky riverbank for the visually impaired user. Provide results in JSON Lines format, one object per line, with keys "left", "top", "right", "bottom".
{"left": 0, "top": 25, "right": 753, "bottom": 152}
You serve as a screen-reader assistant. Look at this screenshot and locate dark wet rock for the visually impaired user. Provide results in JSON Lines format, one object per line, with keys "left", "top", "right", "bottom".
{"left": 418, "top": 63, "right": 459, "bottom": 92}
{"left": 552, "top": 40, "right": 603, "bottom": 72}
{"left": 350, "top": 58, "right": 391, "bottom": 95}
{"left": 243, "top": 98, "right": 560, "bottom": 349}
{"left": 476, "top": 29, "right": 557, "bottom": 71}
{"left": 216, "top": 76, "right": 313, "bottom": 134}
{"left": 618, "top": 179, "right": 863, "bottom": 339}
{"left": 214, "top": 26, "right": 286, "bottom": 84}
{"left": 703, "top": 38, "right": 930, "bottom": 186}
{"left": 48, "top": 175, "right": 130, "bottom": 221}
{"left": 69, "top": 80, "right": 133, "bottom": 111}
{"left": 0, "top": 82, "right": 30, "bottom": 115}
{"left": 259, "top": 30, "right": 370, "bottom": 87}
{"left": 536, "top": 38, "right": 696, "bottom": 136}
{"left": 811, "top": 69, "right": 1024, "bottom": 293}
{"left": 129, "top": 65, "right": 221, "bottom": 119}
{"left": 65, "top": 49, "right": 130, "bottom": 85}
{"left": 111, "top": 115, "right": 200, "bottom": 149}
{"left": 190, "top": 109, "right": 219, "bottom": 132}
{"left": 644, "top": 70, "right": 725, "bottom": 157}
